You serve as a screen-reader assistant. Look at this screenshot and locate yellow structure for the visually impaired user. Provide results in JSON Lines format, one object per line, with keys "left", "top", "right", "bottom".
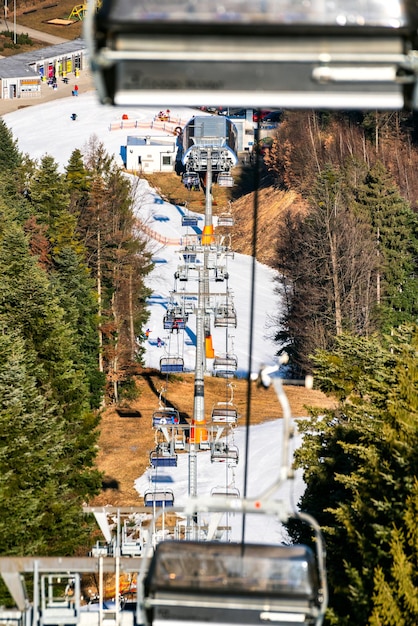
{"left": 68, "top": 4, "right": 86, "bottom": 20}
{"left": 68, "top": 1, "right": 101, "bottom": 21}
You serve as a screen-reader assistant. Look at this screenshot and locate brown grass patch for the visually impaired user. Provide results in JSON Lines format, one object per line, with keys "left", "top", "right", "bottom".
{"left": 91, "top": 370, "right": 336, "bottom": 507}
{"left": 16, "top": 0, "right": 83, "bottom": 38}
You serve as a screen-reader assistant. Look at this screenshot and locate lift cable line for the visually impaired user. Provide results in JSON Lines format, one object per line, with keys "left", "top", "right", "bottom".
{"left": 241, "top": 116, "right": 262, "bottom": 542}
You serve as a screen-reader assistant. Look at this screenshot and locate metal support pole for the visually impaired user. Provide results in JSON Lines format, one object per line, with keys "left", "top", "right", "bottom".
{"left": 115, "top": 509, "right": 120, "bottom": 626}
{"left": 203, "top": 148, "right": 213, "bottom": 361}
{"left": 33, "top": 560, "right": 39, "bottom": 626}
{"left": 189, "top": 300, "right": 205, "bottom": 539}
{"left": 204, "top": 147, "right": 213, "bottom": 232}
{"left": 99, "top": 557, "right": 103, "bottom": 626}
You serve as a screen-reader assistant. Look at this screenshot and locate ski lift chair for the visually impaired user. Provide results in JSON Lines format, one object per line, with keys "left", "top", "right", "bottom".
{"left": 163, "top": 312, "right": 175, "bottom": 330}
{"left": 217, "top": 212, "right": 235, "bottom": 227}
{"left": 144, "top": 489, "right": 175, "bottom": 508}
{"left": 182, "top": 172, "right": 200, "bottom": 189}
{"left": 163, "top": 308, "right": 188, "bottom": 329}
{"left": 212, "top": 354, "right": 238, "bottom": 378}
{"left": 40, "top": 574, "right": 81, "bottom": 626}
{"left": 160, "top": 356, "right": 184, "bottom": 373}
{"left": 217, "top": 172, "right": 234, "bottom": 187}
{"left": 149, "top": 447, "right": 178, "bottom": 468}
{"left": 142, "top": 541, "right": 323, "bottom": 626}
{"left": 210, "top": 442, "right": 239, "bottom": 465}
{"left": 182, "top": 251, "right": 197, "bottom": 265}
{"left": 174, "top": 267, "right": 189, "bottom": 281}
{"left": 211, "top": 404, "right": 238, "bottom": 424}
{"left": 214, "top": 268, "right": 229, "bottom": 282}
{"left": 152, "top": 408, "right": 180, "bottom": 427}
{"left": 214, "top": 305, "right": 237, "bottom": 328}
{"left": 181, "top": 214, "right": 199, "bottom": 227}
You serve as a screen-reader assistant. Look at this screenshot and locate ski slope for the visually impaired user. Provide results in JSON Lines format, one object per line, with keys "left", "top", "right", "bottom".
{"left": 4, "top": 92, "right": 305, "bottom": 543}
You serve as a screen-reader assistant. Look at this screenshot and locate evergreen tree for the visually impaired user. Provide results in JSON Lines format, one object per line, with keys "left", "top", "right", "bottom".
{"left": 26, "top": 154, "right": 104, "bottom": 408}
{"left": 29, "top": 154, "right": 70, "bottom": 240}
{"left": 355, "top": 161, "right": 418, "bottom": 330}
{"left": 65, "top": 148, "right": 91, "bottom": 222}
{"left": 273, "top": 162, "right": 378, "bottom": 374}
{"left": 370, "top": 481, "right": 418, "bottom": 625}
{"left": 72, "top": 139, "right": 152, "bottom": 399}
{"left": 0, "top": 219, "right": 101, "bottom": 554}
{"left": 0, "top": 119, "right": 21, "bottom": 173}
{"left": 289, "top": 327, "right": 418, "bottom": 624}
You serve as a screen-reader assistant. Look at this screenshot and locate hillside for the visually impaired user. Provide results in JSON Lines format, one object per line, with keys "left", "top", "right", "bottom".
{"left": 91, "top": 370, "right": 337, "bottom": 507}
{"left": 230, "top": 186, "right": 306, "bottom": 265}
{"left": 144, "top": 168, "right": 307, "bottom": 266}
{"left": 90, "top": 170, "right": 316, "bottom": 508}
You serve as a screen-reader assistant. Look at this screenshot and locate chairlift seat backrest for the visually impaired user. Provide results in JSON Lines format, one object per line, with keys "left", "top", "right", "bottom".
{"left": 152, "top": 408, "right": 180, "bottom": 427}
{"left": 160, "top": 356, "right": 184, "bottom": 373}
{"left": 217, "top": 173, "right": 234, "bottom": 187}
{"left": 218, "top": 213, "right": 235, "bottom": 227}
{"left": 144, "top": 541, "right": 322, "bottom": 625}
{"left": 144, "top": 489, "right": 175, "bottom": 507}
{"left": 183, "top": 252, "right": 197, "bottom": 264}
{"left": 182, "top": 215, "right": 199, "bottom": 227}
{"left": 211, "top": 442, "right": 239, "bottom": 465}
{"left": 174, "top": 268, "right": 188, "bottom": 281}
{"left": 214, "top": 306, "right": 237, "bottom": 327}
{"left": 183, "top": 173, "right": 200, "bottom": 186}
{"left": 163, "top": 312, "right": 187, "bottom": 330}
{"left": 213, "top": 355, "right": 238, "bottom": 368}
{"left": 149, "top": 450, "right": 178, "bottom": 468}
{"left": 213, "top": 355, "right": 238, "bottom": 378}
{"left": 211, "top": 407, "right": 238, "bottom": 424}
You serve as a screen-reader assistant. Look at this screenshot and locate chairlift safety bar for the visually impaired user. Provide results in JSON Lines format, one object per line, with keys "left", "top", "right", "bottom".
{"left": 86, "top": 0, "right": 418, "bottom": 109}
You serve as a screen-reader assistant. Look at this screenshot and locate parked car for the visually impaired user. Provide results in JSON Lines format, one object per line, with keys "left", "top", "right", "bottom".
{"left": 260, "top": 110, "right": 283, "bottom": 128}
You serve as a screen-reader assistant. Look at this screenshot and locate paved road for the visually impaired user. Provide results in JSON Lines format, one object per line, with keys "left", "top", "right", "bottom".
{"left": 0, "top": 18, "right": 70, "bottom": 45}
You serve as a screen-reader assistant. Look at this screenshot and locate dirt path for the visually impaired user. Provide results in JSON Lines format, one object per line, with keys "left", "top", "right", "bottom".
{"left": 0, "top": 17, "right": 70, "bottom": 44}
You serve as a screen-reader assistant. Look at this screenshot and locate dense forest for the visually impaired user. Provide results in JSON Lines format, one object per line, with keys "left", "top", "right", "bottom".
{"left": 0, "top": 120, "right": 152, "bottom": 557}
{"left": 265, "top": 110, "right": 418, "bottom": 375}
{"left": 263, "top": 111, "right": 418, "bottom": 624}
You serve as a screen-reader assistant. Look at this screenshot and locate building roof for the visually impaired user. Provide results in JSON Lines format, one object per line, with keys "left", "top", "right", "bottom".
{"left": 127, "top": 135, "right": 176, "bottom": 147}
{"left": 0, "top": 38, "right": 87, "bottom": 79}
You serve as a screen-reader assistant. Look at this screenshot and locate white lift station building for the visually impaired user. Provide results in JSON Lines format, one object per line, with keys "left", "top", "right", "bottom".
{"left": 121, "top": 135, "right": 177, "bottom": 173}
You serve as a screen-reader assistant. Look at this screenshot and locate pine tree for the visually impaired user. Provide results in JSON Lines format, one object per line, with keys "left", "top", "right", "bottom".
{"left": 355, "top": 161, "right": 418, "bottom": 330}
{"left": 272, "top": 162, "right": 378, "bottom": 374}
{"left": 0, "top": 218, "right": 101, "bottom": 554}
{"left": 0, "top": 119, "right": 21, "bottom": 173}
{"left": 290, "top": 326, "right": 418, "bottom": 624}
{"left": 26, "top": 153, "right": 104, "bottom": 407}
{"left": 72, "top": 139, "right": 152, "bottom": 399}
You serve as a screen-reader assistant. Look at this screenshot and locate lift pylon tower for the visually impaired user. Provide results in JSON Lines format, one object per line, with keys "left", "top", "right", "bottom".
{"left": 188, "top": 148, "right": 213, "bottom": 517}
